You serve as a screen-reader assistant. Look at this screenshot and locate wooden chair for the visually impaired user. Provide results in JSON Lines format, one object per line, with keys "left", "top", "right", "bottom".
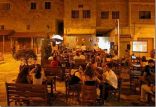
{"left": 5, "top": 83, "right": 49, "bottom": 106}
{"left": 44, "top": 67, "right": 62, "bottom": 91}
{"left": 80, "top": 85, "right": 97, "bottom": 106}
{"left": 43, "top": 66, "right": 62, "bottom": 78}
{"left": 129, "top": 69, "right": 142, "bottom": 92}
{"left": 65, "top": 76, "right": 81, "bottom": 104}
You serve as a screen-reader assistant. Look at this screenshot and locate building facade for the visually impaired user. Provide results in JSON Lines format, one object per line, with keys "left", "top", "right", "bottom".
{"left": 0, "top": 0, "right": 155, "bottom": 57}
{"left": 64, "top": 0, "right": 155, "bottom": 57}
{"left": 0, "top": 0, "right": 63, "bottom": 53}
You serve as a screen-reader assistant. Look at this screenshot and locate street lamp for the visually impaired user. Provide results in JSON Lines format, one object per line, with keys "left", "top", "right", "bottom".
{"left": 116, "top": 19, "right": 120, "bottom": 58}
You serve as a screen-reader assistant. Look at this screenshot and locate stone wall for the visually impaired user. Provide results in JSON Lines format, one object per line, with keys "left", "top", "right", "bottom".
{"left": 0, "top": 0, "right": 64, "bottom": 33}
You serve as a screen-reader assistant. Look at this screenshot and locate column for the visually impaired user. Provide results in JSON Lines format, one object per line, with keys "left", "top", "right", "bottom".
{"left": 31, "top": 37, "right": 33, "bottom": 49}
{"left": 3, "top": 35, "right": 5, "bottom": 54}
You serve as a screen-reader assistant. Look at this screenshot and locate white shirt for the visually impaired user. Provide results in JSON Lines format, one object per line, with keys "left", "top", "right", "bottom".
{"left": 80, "top": 55, "right": 86, "bottom": 60}
{"left": 73, "top": 56, "right": 81, "bottom": 60}
{"left": 103, "top": 69, "right": 118, "bottom": 89}
{"left": 81, "top": 45, "right": 86, "bottom": 51}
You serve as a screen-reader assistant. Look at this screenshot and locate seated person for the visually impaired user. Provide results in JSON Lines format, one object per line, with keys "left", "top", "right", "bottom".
{"left": 68, "top": 69, "right": 82, "bottom": 85}
{"left": 81, "top": 44, "right": 86, "bottom": 51}
{"left": 82, "top": 65, "right": 100, "bottom": 86}
{"left": 19, "top": 58, "right": 27, "bottom": 72}
{"left": 73, "top": 52, "right": 81, "bottom": 60}
{"left": 16, "top": 65, "right": 30, "bottom": 84}
{"left": 140, "top": 59, "right": 155, "bottom": 102}
{"left": 50, "top": 56, "right": 59, "bottom": 67}
{"left": 80, "top": 52, "right": 86, "bottom": 60}
{"left": 95, "top": 67, "right": 104, "bottom": 81}
{"left": 99, "top": 62, "right": 118, "bottom": 100}
{"left": 28, "top": 58, "right": 37, "bottom": 71}
{"left": 90, "top": 58, "right": 98, "bottom": 72}
{"left": 29, "top": 64, "right": 46, "bottom": 85}
{"left": 140, "top": 56, "right": 148, "bottom": 67}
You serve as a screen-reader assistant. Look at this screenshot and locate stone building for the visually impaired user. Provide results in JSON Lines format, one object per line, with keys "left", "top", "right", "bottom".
{"left": 0, "top": 0, "right": 64, "bottom": 53}
{"left": 64, "top": 0, "right": 155, "bottom": 57}
{"left": 0, "top": 0, "right": 155, "bottom": 57}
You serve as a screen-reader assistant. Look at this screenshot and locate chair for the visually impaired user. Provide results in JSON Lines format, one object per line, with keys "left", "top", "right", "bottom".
{"left": 5, "top": 83, "right": 49, "bottom": 106}
{"left": 46, "top": 76, "right": 56, "bottom": 95}
{"left": 65, "top": 76, "right": 81, "bottom": 104}
{"left": 44, "top": 67, "right": 62, "bottom": 92}
{"left": 80, "top": 85, "right": 97, "bottom": 106}
{"left": 43, "top": 67, "right": 62, "bottom": 78}
{"left": 129, "top": 69, "right": 142, "bottom": 92}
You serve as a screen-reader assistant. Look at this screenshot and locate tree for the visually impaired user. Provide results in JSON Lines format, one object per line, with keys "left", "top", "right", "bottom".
{"left": 41, "top": 35, "right": 52, "bottom": 66}
{"left": 14, "top": 49, "right": 37, "bottom": 64}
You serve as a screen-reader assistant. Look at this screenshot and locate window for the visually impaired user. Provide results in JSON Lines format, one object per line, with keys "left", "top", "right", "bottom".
{"left": 101, "top": 11, "right": 109, "bottom": 19}
{"left": 26, "top": 25, "right": 30, "bottom": 30}
{"left": 0, "top": 25, "right": 4, "bottom": 30}
{"left": 31, "top": 2, "right": 36, "bottom": 10}
{"left": 78, "top": 4, "right": 83, "bottom": 8}
{"left": 139, "top": 11, "right": 151, "bottom": 19}
{"left": 71, "top": 10, "right": 79, "bottom": 18}
{"left": 0, "top": 3, "right": 10, "bottom": 10}
{"left": 112, "top": 11, "right": 119, "bottom": 19}
{"left": 83, "top": 10, "right": 91, "bottom": 18}
{"left": 45, "top": 2, "right": 51, "bottom": 9}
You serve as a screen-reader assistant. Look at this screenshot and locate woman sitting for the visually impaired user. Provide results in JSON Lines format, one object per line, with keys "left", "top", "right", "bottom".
{"left": 29, "top": 64, "right": 46, "bottom": 85}
{"left": 82, "top": 65, "right": 100, "bottom": 86}
{"left": 68, "top": 66, "right": 84, "bottom": 85}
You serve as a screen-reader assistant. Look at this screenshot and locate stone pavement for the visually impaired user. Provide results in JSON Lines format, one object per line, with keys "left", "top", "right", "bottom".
{"left": 0, "top": 54, "right": 155, "bottom": 106}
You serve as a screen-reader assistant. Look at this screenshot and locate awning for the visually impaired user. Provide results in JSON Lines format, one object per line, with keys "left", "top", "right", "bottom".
{"left": 0, "top": 30, "right": 15, "bottom": 36}
{"left": 96, "top": 28, "right": 113, "bottom": 37}
{"left": 10, "top": 32, "right": 50, "bottom": 38}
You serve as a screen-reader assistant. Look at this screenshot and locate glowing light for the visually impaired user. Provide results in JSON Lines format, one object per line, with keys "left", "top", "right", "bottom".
{"left": 56, "top": 41, "right": 61, "bottom": 45}
{"left": 97, "top": 37, "right": 110, "bottom": 51}
{"left": 52, "top": 34, "right": 63, "bottom": 40}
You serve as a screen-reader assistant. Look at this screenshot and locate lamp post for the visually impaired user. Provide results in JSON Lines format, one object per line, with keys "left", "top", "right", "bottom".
{"left": 2, "top": 35, "right": 4, "bottom": 55}
{"left": 117, "top": 19, "right": 120, "bottom": 58}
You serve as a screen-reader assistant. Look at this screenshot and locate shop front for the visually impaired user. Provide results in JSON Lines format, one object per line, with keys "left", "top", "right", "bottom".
{"left": 10, "top": 32, "right": 47, "bottom": 54}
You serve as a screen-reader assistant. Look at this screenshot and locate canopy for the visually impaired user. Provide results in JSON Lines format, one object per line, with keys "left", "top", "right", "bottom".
{"left": 0, "top": 30, "right": 14, "bottom": 36}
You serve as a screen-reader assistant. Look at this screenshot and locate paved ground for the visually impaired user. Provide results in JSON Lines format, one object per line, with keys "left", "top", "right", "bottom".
{"left": 0, "top": 54, "right": 155, "bottom": 106}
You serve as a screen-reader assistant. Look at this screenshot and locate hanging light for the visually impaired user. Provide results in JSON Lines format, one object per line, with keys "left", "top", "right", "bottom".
{"left": 52, "top": 34, "right": 63, "bottom": 40}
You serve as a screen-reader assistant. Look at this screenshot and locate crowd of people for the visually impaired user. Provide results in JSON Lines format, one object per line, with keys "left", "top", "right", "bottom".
{"left": 14, "top": 45, "right": 155, "bottom": 103}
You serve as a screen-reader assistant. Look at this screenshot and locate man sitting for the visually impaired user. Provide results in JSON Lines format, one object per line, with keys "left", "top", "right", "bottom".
{"left": 99, "top": 62, "right": 118, "bottom": 100}
{"left": 140, "top": 59, "right": 155, "bottom": 102}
